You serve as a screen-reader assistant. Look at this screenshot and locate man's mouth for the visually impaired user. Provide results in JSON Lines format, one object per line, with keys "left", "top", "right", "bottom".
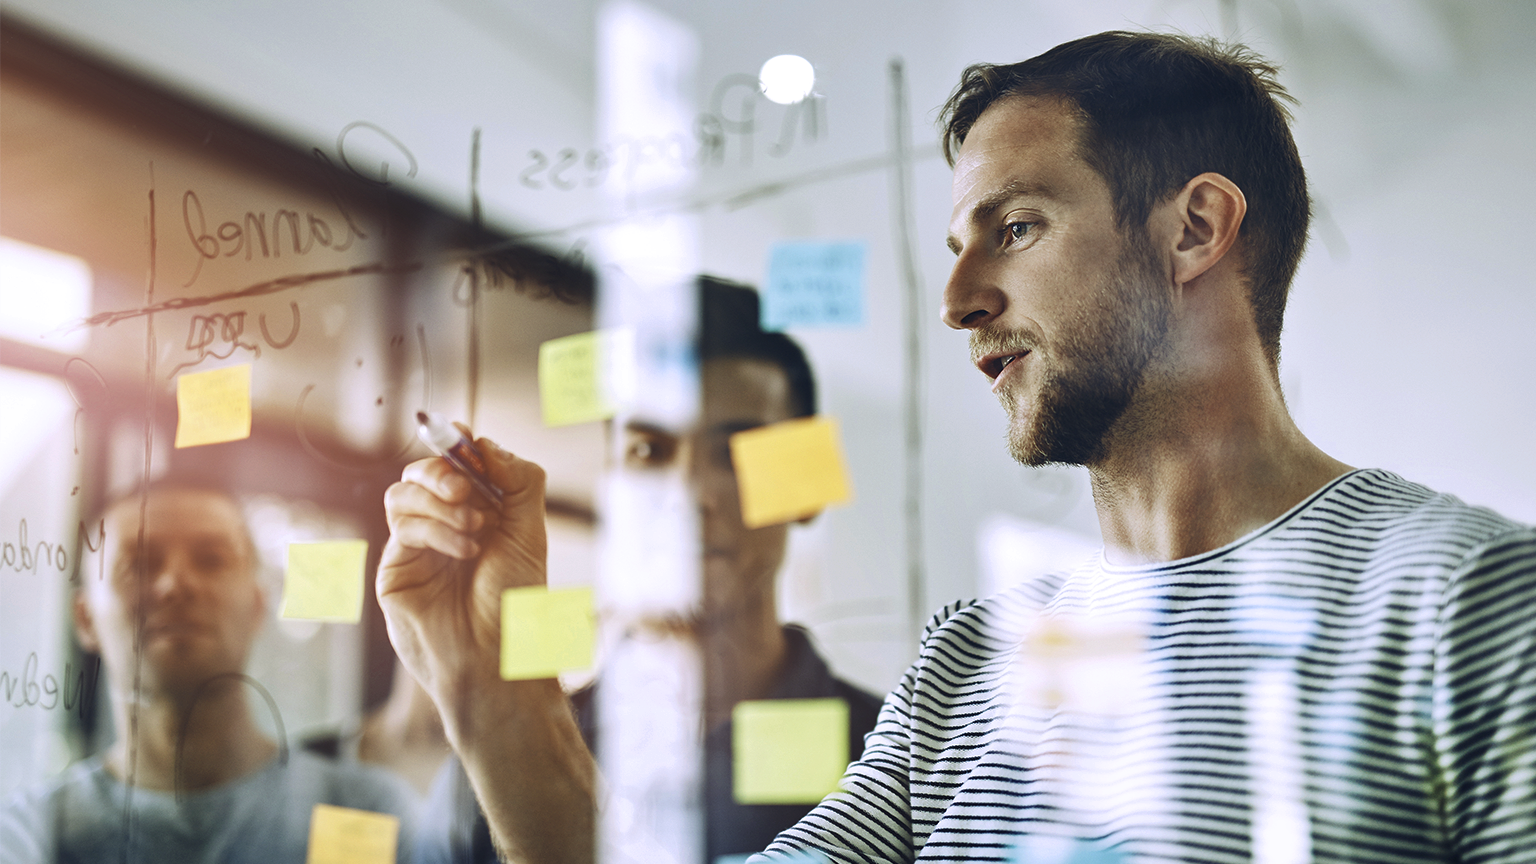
{"left": 144, "top": 617, "right": 203, "bottom": 638}
{"left": 976, "top": 349, "right": 1031, "bottom": 384}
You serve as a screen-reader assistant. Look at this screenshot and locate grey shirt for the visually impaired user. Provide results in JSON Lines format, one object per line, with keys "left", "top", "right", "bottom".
{"left": 0, "top": 750, "right": 416, "bottom": 864}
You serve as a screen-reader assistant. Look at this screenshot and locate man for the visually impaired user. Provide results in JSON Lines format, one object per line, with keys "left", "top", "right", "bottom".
{"left": 0, "top": 484, "right": 415, "bottom": 863}
{"left": 377, "top": 31, "right": 1535, "bottom": 864}
{"left": 410, "top": 279, "right": 883, "bottom": 863}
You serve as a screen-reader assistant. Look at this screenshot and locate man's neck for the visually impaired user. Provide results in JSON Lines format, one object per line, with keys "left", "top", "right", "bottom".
{"left": 105, "top": 674, "right": 277, "bottom": 792}
{"left": 1089, "top": 355, "right": 1352, "bottom": 565}
{"left": 701, "top": 598, "right": 788, "bottom": 729}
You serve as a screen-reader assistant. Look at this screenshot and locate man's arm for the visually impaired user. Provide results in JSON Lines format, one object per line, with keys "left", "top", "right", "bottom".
{"left": 1434, "top": 527, "right": 1536, "bottom": 862}
{"left": 749, "top": 603, "right": 982, "bottom": 864}
{"left": 378, "top": 441, "right": 594, "bottom": 864}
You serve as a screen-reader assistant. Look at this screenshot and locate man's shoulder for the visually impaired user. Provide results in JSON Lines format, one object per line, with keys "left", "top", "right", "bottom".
{"left": 0, "top": 758, "right": 112, "bottom": 864}
{"left": 1315, "top": 469, "right": 1534, "bottom": 567}
{"left": 1320, "top": 469, "right": 1525, "bottom": 536}
{"left": 905, "top": 570, "right": 1073, "bottom": 680}
{"left": 1, "top": 755, "right": 110, "bottom": 814}
{"left": 279, "top": 749, "right": 419, "bottom": 818}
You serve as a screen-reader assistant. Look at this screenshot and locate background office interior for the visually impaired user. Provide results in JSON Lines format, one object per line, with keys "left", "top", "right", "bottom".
{"left": 2, "top": 0, "right": 1534, "bottom": 800}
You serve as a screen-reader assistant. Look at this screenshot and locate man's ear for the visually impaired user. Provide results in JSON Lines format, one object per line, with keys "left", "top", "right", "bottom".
{"left": 73, "top": 590, "right": 101, "bottom": 654}
{"left": 1169, "top": 172, "right": 1247, "bottom": 288}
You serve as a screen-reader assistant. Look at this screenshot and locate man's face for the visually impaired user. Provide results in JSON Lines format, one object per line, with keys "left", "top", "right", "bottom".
{"left": 944, "top": 96, "right": 1173, "bottom": 466}
{"left": 623, "top": 357, "right": 799, "bottom": 625}
{"left": 76, "top": 489, "right": 264, "bottom": 696}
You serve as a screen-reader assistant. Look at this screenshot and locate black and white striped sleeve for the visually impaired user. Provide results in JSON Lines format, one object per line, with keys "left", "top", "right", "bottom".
{"left": 751, "top": 602, "right": 978, "bottom": 864}
{"left": 1433, "top": 527, "right": 1536, "bottom": 864}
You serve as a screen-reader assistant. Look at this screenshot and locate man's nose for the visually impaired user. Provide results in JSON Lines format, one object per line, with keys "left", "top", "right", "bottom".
{"left": 149, "top": 552, "right": 196, "bottom": 600}
{"left": 940, "top": 249, "right": 1007, "bottom": 330}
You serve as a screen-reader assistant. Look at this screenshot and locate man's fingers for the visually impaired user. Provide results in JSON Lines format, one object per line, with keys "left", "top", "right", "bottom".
{"left": 400, "top": 456, "right": 474, "bottom": 503}
{"left": 387, "top": 513, "right": 482, "bottom": 560}
{"left": 385, "top": 477, "right": 487, "bottom": 534}
{"left": 476, "top": 437, "right": 547, "bottom": 504}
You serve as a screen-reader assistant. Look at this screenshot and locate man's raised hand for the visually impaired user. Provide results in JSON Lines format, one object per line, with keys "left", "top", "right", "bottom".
{"left": 377, "top": 437, "right": 548, "bottom": 736}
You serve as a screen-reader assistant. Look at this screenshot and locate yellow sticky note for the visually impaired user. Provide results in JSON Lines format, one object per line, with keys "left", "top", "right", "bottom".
{"left": 729, "top": 416, "right": 852, "bottom": 528}
{"left": 500, "top": 586, "right": 596, "bottom": 680}
{"left": 539, "top": 331, "right": 616, "bottom": 427}
{"left": 281, "top": 540, "right": 369, "bottom": 623}
{"left": 733, "top": 698, "right": 849, "bottom": 804}
{"left": 305, "top": 803, "right": 398, "bottom": 864}
{"left": 174, "top": 364, "right": 252, "bottom": 448}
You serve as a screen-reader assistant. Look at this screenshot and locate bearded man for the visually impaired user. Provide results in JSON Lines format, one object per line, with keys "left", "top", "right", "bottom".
{"left": 374, "top": 31, "right": 1536, "bottom": 864}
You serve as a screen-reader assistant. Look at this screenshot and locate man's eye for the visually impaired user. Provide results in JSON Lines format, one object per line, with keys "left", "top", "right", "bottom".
{"left": 625, "top": 435, "right": 675, "bottom": 468}
{"left": 1006, "top": 221, "right": 1034, "bottom": 243}
{"left": 194, "top": 551, "right": 229, "bottom": 572}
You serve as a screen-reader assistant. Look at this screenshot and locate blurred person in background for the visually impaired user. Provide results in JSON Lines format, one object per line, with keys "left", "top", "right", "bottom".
{"left": 0, "top": 483, "right": 416, "bottom": 863}
{"left": 409, "top": 278, "right": 883, "bottom": 863}
{"left": 372, "top": 29, "right": 1535, "bottom": 864}
{"left": 303, "top": 658, "right": 452, "bottom": 798}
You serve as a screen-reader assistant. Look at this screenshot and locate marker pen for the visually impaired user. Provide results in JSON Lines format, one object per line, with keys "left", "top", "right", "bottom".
{"left": 415, "top": 411, "right": 505, "bottom": 506}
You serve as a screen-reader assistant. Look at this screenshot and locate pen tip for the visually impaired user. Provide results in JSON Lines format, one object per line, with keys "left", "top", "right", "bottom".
{"left": 416, "top": 411, "right": 430, "bottom": 425}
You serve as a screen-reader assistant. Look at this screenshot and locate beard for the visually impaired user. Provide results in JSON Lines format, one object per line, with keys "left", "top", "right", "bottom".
{"left": 973, "top": 228, "right": 1173, "bottom": 467}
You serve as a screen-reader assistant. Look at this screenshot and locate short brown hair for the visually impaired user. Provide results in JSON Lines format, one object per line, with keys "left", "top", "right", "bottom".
{"left": 940, "top": 31, "right": 1309, "bottom": 368}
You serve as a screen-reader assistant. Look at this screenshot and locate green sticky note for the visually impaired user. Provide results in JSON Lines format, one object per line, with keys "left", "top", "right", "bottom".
{"left": 305, "top": 803, "right": 399, "bottom": 864}
{"left": 729, "top": 416, "right": 853, "bottom": 528}
{"left": 539, "top": 331, "right": 616, "bottom": 427}
{"left": 281, "top": 540, "right": 368, "bottom": 623}
{"left": 175, "top": 364, "right": 252, "bottom": 448}
{"left": 500, "top": 586, "right": 596, "bottom": 681}
{"left": 733, "top": 698, "right": 849, "bottom": 804}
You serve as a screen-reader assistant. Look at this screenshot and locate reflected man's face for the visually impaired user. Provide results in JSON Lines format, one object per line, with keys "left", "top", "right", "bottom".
{"left": 623, "top": 357, "right": 801, "bottom": 625}
{"left": 75, "top": 489, "right": 265, "bottom": 697}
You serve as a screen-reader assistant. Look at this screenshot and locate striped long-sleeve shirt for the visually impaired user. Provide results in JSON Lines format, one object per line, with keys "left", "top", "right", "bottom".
{"left": 757, "top": 469, "right": 1536, "bottom": 863}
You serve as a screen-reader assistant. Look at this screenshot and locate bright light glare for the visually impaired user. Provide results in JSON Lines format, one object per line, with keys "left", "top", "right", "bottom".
{"left": 0, "top": 237, "right": 91, "bottom": 352}
{"left": 758, "top": 54, "right": 815, "bottom": 105}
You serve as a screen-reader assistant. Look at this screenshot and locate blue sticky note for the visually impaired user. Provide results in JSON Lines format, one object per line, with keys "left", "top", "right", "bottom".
{"left": 763, "top": 241, "right": 865, "bottom": 329}
{"left": 1008, "top": 837, "right": 1128, "bottom": 864}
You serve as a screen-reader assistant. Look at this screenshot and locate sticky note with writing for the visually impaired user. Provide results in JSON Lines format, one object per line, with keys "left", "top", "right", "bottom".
{"left": 733, "top": 698, "right": 849, "bottom": 804}
{"left": 305, "top": 803, "right": 398, "bottom": 864}
{"left": 501, "top": 586, "right": 596, "bottom": 680}
{"left": 539, "top": 330, "right": 616, "bottom": 427}
{"left": 729, "top": 416, "right": 852, "bottom": 528}
{"left": 281, "top": 540, "right": 369, "bottom": 623}
{"left": 762, "top": 240, "right": 865, "bottom": 330}
{"left": 174, "top": 364, "right": 251, "bottom": 448}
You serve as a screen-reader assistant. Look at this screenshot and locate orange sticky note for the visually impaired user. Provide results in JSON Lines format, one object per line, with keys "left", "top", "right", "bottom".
{"left": 500, "top": 586, "right": 596, "bottom": 680}
{"left": 729, "top": 416, "right": 852, "bottom": 528}
{"left": 305, "top": 803, "right": 398, "bottom": 864}
{"left": 281, "top": 540, "right": 369, "bottom": 623}
{"left": 174, "top": 364, "right": 251, "bottom": 448}
{"left": 733, "top": 698, "right": 849, "bottom": 804}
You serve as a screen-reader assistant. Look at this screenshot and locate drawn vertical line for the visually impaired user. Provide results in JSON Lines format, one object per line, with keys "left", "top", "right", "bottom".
{"left": 467, "top": 266, "right": 481, "bottom": 430}
{"left": 888, "top": 59, "right": 927, "bottom": 653}
{"left": 123, "top": 162, "right": 159, "bottom": 864}
{"left": 467, "top": 128, "right": 483, "bottom": 431}
{"left": 470, "top": 128, "right": 483, "bottom": 230}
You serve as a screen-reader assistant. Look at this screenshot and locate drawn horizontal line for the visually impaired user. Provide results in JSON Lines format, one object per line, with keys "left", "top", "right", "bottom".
{"left": 461, "top": 144, "right": 945, "bottom": 250}
{"left": 74, "top": 261, "right": 424, "bottom": 330}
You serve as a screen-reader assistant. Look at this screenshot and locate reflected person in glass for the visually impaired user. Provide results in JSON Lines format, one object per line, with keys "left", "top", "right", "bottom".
{"left": 0, "top": 484, "right": 416, "bottom": 863}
